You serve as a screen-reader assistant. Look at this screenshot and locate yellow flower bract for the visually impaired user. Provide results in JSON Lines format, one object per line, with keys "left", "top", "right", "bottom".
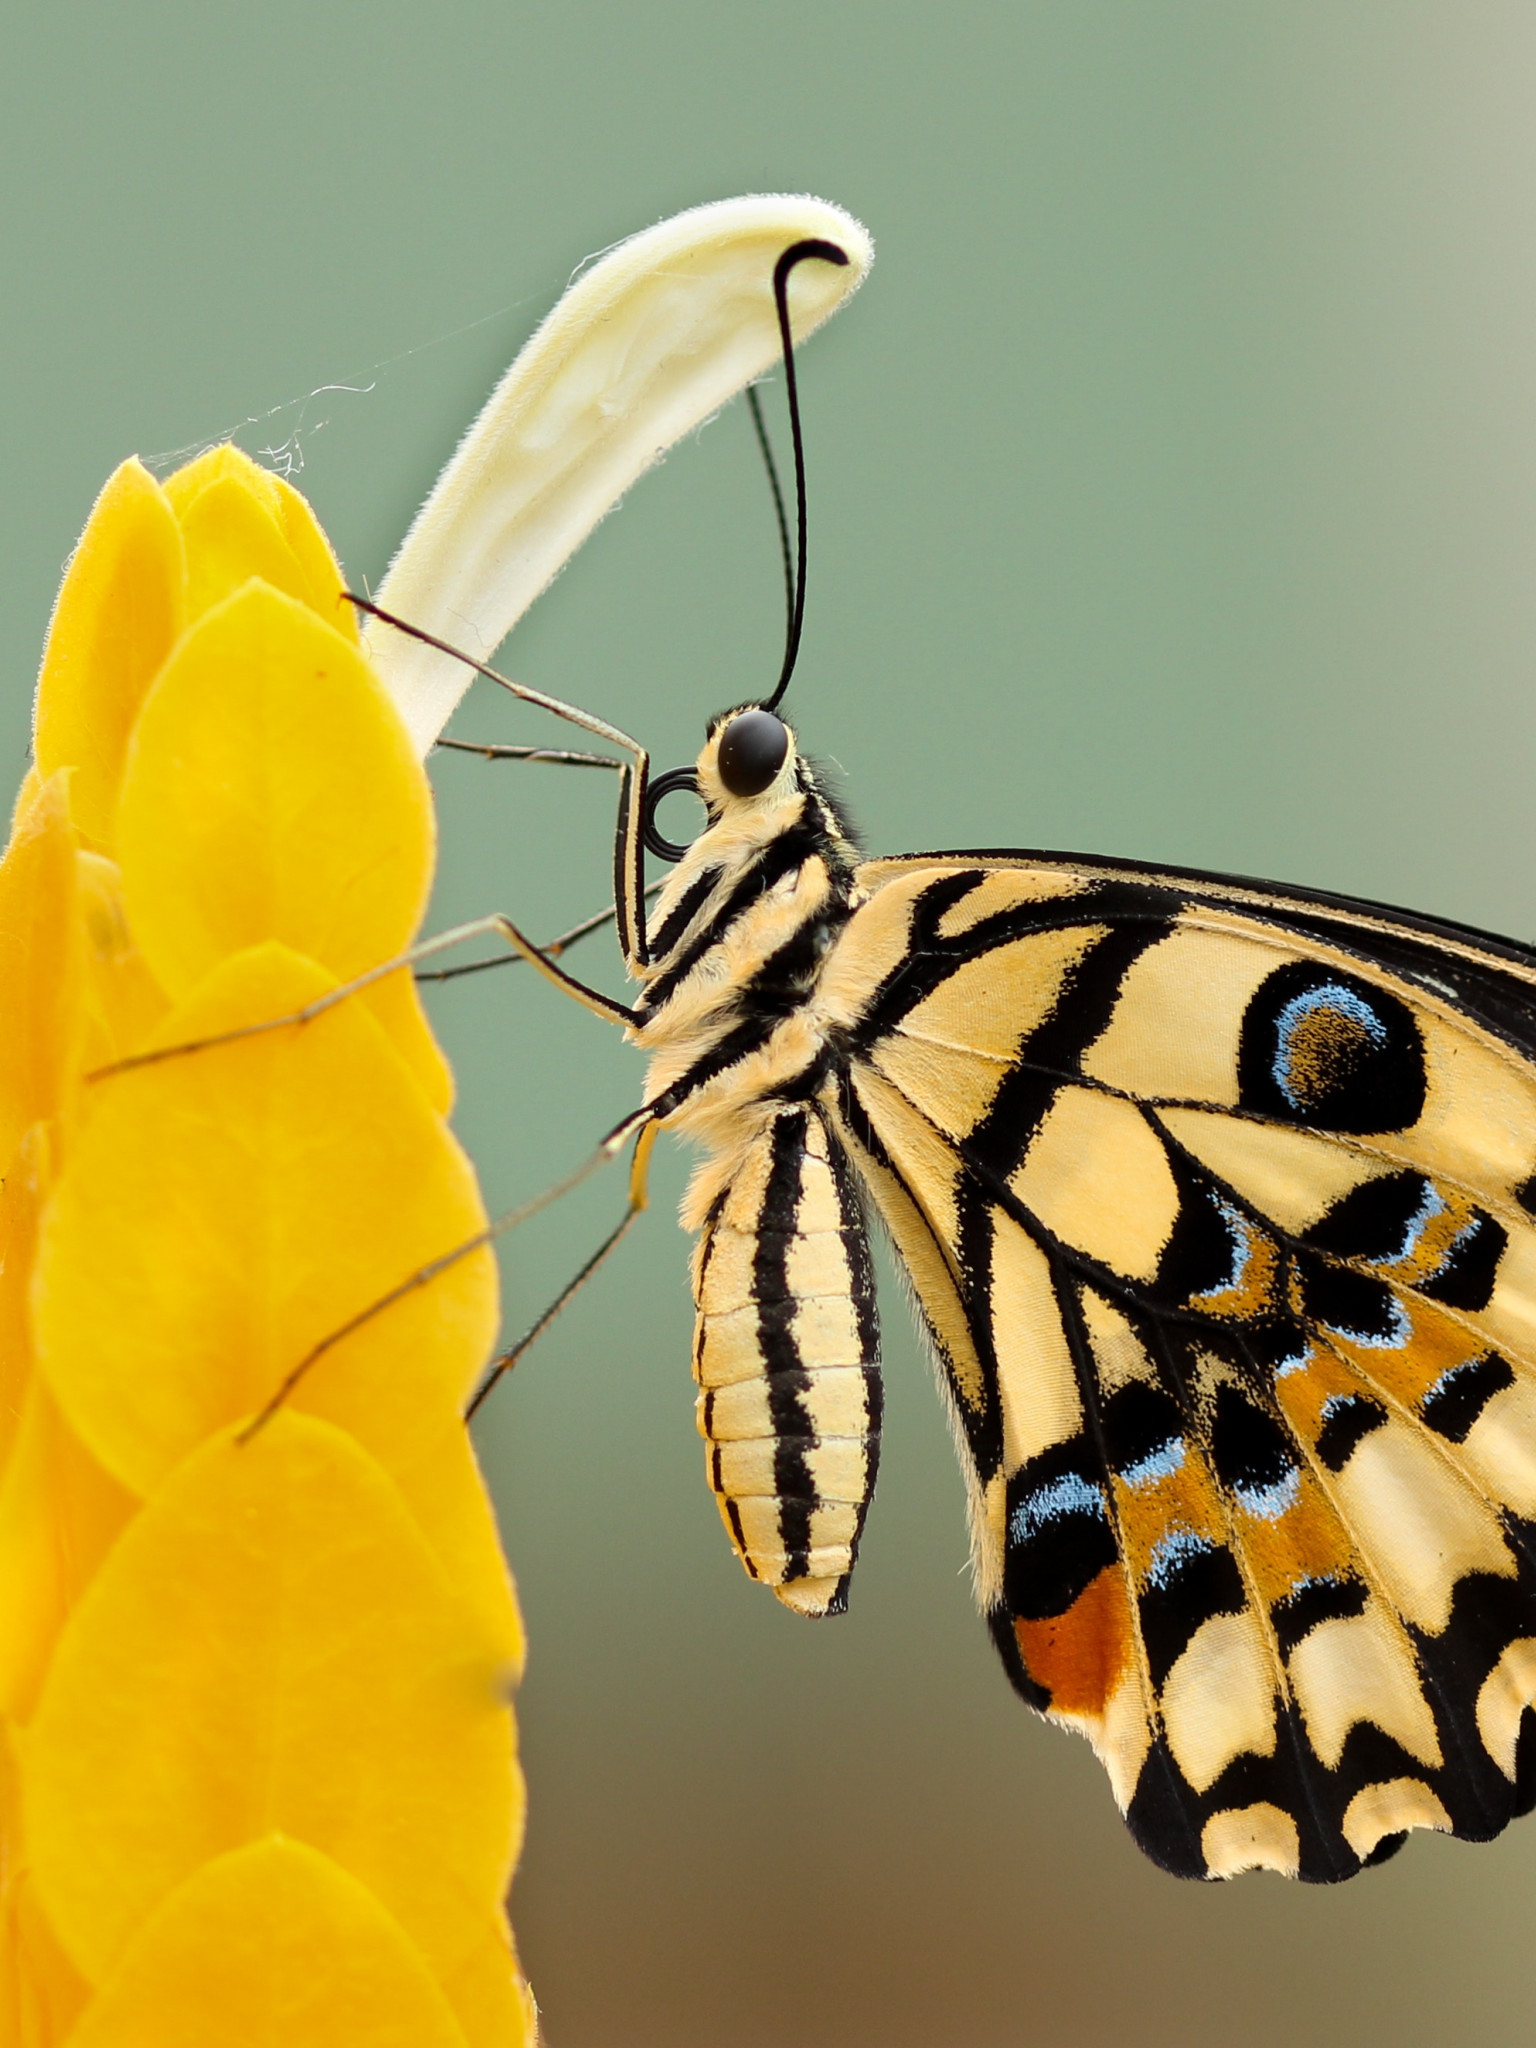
{"left": 1, "top": 447, "right": 532, "bottom": 2045}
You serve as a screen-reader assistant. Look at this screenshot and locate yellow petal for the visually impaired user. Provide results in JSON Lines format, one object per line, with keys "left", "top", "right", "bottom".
{"left": 179, "top": 476, "right": 322, "bottom": 622}
{"left": 162, "top": 447, "right": 356, "bottom": 642}
{"left": 0, "top": 1378, "right": 139, "bottom": 1724}
{"left": 7, "top": 770, "right": 50, "bottom": 838}
{"left": 32, "top": 460, "right": 185, "bottom": 850}
{"left": 63, "top": 1838, "right": 471, "bottom": 2048}
{"left": 1, "top": 1724, "right": 95, "bottom": 2045}
{"left": 116, "top": 581, "right": 434, "bottom": 1000}
{"left": 271, "top": 472, "right": 360, "bottom": 644}
{"left": 353, "top": 950, "right": 455, "bottom": 1115}
{"left": 438, "top": 1913, "right": 538, "bottom": 2048}
{"left": 400, "top": 1422, "right": 526, "bottom": 1679}
{"left": 162, "top": 442, "right": 283, "bottom": 521}
{"left": 26, "top": 1414, "right": 519, "bottom": 1988}
{"left": 75, "top": 852, "right": 170, "bottom": 1071}
{"left": 0, "top": 774, "right": 84, "bottom": 1172}
{"left": 9, "top": 766, "right": 42, "bottom": 834}
{"left": 0, "top": 1875, "right": 92, "bottom": 2048}
{"left": 1, "top": 1872, "right": 94, "bottom": 2047}
{"left": 371, "top": 193, "right": 872, "bottom": 750}
{"left": 34, "top": 943, "right": 498, "bottom": 1514}
{"left": 0, "top": 1123, "right": 49, "bottom": 1474}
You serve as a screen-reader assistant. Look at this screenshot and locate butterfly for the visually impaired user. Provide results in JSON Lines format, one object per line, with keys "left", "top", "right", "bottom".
{"left": 383, "top": 235, "right": 1536, "bottom": 1886}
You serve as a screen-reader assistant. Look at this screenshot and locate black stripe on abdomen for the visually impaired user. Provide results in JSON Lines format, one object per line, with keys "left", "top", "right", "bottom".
{"left": 758, "top": 1109, "right": 817, "bottom": 1580}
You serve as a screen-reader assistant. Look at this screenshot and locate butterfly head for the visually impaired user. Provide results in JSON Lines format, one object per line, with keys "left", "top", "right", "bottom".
{"left": 639, "top": 704, "right": 800, "bottom": 863}
{"left": 700, "top": 705, "right": 796, "bottom": 813}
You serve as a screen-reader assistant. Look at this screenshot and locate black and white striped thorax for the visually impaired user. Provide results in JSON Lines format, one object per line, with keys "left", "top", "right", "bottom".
{"left": 631, "top": 722, "right": 862, "bottom": 1134}
{"left": 628, "top": 714, "right": 880, "bottom": 1616}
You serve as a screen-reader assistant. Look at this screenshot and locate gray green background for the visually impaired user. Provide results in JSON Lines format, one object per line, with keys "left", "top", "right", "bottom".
{"left": 8, "top": 6, "right": 1536, "bottom": 2043}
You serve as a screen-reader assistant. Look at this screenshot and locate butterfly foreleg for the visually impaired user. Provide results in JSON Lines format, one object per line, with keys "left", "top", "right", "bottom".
{"left": 352, "top": 594, "right": 656, "bottom": 974}
{"left": 434, "top": 737, "right": 624, "bottom": 770}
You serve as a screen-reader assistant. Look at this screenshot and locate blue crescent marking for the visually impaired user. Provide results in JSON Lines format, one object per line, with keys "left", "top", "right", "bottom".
{"left": 1382, "top": 1179, "right": 1447, "bottom": 1266}
{"left": 1321, "top": 1291, "right": 1412, "bottom": 1350}
{"left": 1193, "top": 1194, "right": 1255, "bottom": 1303}
{"left": 1233, "top": 1467, "right": 1301, "bottom": 1522}
{"left": 1121, "top": 1437, "right": 1186, "bottom": 1488}
{"left": 1421, "top": 1355, "right": 1494, "bottom": 1410}
{"left": 1146, "top": 1526, "right": 1217, "bottom": 1589}
{"left": 1009, "top": 1471, "right": 1106, "bottom": 1546}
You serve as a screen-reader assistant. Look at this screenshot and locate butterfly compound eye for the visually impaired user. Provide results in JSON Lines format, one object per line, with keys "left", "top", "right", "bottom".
{"left": 717, "top": 709, "right": 789, "bottom": 797}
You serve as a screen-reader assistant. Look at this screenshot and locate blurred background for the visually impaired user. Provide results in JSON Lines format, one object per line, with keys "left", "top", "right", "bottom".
{"left": 9, "top": 5, "right": 1536, "bottom": 2042}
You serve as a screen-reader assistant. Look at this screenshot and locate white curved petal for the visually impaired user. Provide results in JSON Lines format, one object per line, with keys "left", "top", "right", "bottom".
{"left": 367, "top": 193, "right": 873, "bottom": 752}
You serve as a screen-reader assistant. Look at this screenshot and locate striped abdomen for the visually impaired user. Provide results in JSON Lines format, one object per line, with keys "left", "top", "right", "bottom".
{"left": 691, "top": 1105, "right": 881, "bottom": 1617}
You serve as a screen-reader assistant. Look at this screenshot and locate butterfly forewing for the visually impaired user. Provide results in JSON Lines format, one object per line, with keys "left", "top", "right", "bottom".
{"left": 824, "top": 852, "right": 1536, "bottom": 1880}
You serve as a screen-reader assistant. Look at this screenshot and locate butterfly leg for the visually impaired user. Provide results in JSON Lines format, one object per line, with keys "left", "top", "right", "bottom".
{"left": 464, "top": 1123, "right": 660, "bottom": 1420}
{"left": 434, "top": 738, "right": 623, "bottom": 770}
{"left": 119, "top": 595, "right": 674, "bottom": 1421}
{"left": 353, "top": 595, "right": 658, "bottom": 972}
{"left": 437, "top": 746, "right": 652, "bottom": 974}
{"left": 87, "top": 909, "right": 639, "bottom": 1086}
{"left": 236, "top": 1120, "right": 656, "bottom": 1438}
{"left": 416, "top": 881, "right": 666, "bottom": 986}
{"left": 87, "top": 910, "right": 656, "bottom": 1430}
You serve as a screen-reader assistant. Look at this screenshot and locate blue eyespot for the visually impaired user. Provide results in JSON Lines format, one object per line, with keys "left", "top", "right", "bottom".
{"left": 1238, "top": 961, "right": 1427, "bottom": 1134}
{"left": 1271, "top": 983, "right": 1387, "bottom": 1112}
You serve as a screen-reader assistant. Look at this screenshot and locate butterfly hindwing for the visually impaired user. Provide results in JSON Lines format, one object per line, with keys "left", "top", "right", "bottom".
{"left": 822, "top": 853, "right": 1536, "bottom": 1879}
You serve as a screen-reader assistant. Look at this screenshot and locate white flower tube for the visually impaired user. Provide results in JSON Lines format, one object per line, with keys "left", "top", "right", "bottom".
{"left": 367, "top": 194, "right": 873, "bottom": 753}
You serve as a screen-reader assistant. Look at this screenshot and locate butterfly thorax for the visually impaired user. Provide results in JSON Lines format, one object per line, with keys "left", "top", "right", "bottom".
{"left": 630, "top": 734, "right": 862, "bottom": 1153}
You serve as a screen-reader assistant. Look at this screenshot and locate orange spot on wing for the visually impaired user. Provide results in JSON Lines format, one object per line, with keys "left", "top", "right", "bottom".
{"left": 1014, "top": 1566, "right": 1131, "bottom": 1717}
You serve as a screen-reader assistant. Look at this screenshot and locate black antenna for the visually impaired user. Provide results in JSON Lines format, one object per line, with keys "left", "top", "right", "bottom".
{"left": 746, "top": 383, "right": 795, "bottom": 648}
{"left": 761, "top": 238, "right": 850, "bottom": 714}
